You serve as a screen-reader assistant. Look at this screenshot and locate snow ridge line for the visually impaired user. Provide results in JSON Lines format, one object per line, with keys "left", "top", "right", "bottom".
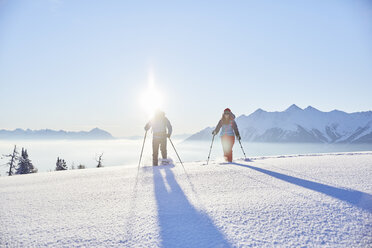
{"left": 244, "top": 151, "right": 372, "bottom": 161}
{"left": 203, "top": 151, "right": 372, "bottom": 167}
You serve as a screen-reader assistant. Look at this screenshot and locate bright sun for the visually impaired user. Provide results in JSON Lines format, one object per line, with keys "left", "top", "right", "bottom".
{"left": 140, "top": 70, "right": 163, "bottom": 118}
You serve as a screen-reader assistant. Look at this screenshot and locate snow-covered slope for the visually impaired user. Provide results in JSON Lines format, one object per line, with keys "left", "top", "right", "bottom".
{"left": 187, "top": 105, "right": 372, "bottom": 143}
{"left": 1, "top": 153, "right": 371, "bottom": 247}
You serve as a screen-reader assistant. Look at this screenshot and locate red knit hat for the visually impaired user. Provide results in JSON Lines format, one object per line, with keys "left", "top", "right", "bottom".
{"left": 224, "top": 108, "right": 231, "bottom": 113}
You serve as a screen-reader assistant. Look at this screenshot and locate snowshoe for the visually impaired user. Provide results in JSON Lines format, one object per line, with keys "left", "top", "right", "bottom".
{"left": 159, "top": 158, "right": 173, "bottom": 166}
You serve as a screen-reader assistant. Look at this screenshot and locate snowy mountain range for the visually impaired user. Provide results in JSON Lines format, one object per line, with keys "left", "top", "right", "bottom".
{"left": 187, "top": 105, "right": 372, "bottom": 143}
{"left": 0, "top": 128, "right": 114, "bottom": 140}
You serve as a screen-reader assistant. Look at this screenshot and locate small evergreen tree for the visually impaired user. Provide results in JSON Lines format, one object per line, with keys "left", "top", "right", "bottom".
{"left": 77, "top": 164, "right": 86, "bottom": 169}
{"left": 96, "top": 153, "right": 104, "bottom": 168}
{"left": 2, "top": 145, "right": 19, "bottom": 176}
{"left": 16, "top": 148, "right": 37, "bottom": 174}
{"left": 55, "top": 157, "right": 68, "bottom": 171}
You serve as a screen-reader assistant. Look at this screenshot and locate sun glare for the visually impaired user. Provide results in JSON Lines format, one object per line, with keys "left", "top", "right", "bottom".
{"left": 140, "top": 69, "right": 163, "bottom": 118}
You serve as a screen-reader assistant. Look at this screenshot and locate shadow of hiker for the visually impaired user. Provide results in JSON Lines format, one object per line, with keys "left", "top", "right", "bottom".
{"left": 153, "top": 166, "right": 231, "bottom": 248}
{"left": 230, "top": 162, "right": 372, "bottom": 213}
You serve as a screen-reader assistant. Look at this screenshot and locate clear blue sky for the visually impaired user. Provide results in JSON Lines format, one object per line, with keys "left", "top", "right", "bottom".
{"left": 1, "top": 0, "right": 371, "bottom": 137}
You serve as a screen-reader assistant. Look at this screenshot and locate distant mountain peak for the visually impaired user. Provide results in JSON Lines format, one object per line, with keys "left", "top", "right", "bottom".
{"left": 186, "top": 106, "right": 372, "bottom": 143}
{"left": 304, "top": 106, "right": 320, "bottom": 112}
{"left": 285, "top": 104, "right": 302, "bottom": 112}
{"left": 0, "top": 128, "right": 114, "bottom": 140}
{"left": 252, "top": 108, "right": 266, "bottom": 114}
{"left": 89, "top": 128, "right": 111, "bottom": 135}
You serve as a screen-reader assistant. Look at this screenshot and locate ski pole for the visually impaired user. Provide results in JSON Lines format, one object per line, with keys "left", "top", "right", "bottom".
{"left": 168, "top": 137, "right": 191, "bottom": 178}
{"left": 168, "top": 137, "right": 184, "bottom": 167}
{"left": 238, "top": 138, "right": 247, "bottom": 160}
{"left": 206, "top": 134, "right": 215, "bottom": 165}
{"left": 138, "top": 131, "right": 147, "bottom": 170}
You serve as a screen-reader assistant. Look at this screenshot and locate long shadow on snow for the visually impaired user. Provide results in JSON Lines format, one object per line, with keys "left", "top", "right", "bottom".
{"left": 231, "top": 162, "right": 372, "bottom": 213}
{"left": 153, "top": 166, "right": 231, "bottom": 248}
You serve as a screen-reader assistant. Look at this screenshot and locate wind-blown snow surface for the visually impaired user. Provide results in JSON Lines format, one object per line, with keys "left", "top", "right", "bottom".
{"left": 1, "top": 153, "right": 371, "bottom": 247}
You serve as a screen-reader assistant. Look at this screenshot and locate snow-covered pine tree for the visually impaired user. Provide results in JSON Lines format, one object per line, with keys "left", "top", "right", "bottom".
{"left": 55, "top": 157, "right": 68, "bottom": 171}
{"left": 16, "top": 148, "right": 37, "bottom": 174}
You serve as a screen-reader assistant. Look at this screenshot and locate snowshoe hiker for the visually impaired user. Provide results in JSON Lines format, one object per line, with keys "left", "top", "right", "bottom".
{"left": 212, "top": 108, "right": 241, "bottom": 162}
{"left": 144, "top": 110, "right": 172, "bottom": 166}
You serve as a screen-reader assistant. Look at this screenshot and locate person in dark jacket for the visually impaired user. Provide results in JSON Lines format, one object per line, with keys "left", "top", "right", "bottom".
{"left": 212, "top": 108, "right": 241, "bottom": 162}
{"left": 145, "top": 110, "right": 172, "bottom": 166}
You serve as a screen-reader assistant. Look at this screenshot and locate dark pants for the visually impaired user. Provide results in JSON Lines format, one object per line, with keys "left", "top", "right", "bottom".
{"left": 153, "top": 136, "right": 167, "bottom": 165}
{"left": 221, "top": 135, "right": 235, "bottom": 162}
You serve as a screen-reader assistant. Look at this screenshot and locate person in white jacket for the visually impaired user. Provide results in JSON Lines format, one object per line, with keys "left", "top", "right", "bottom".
{"left": 144, "top": 110, "right": 172, "bottom": 166}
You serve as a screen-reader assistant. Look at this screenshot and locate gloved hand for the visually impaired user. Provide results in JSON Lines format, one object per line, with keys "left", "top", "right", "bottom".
{"left": 167, "top": 133, "right": 171, "bottom": 138}
{"left": 144, "top": 127, "right": 149, "bottom": 131}
{"left": 237, "top": 134, "right": 241, "bottom": 140}
{"left": 212, "top": 130, "right": 217, "bottom": 136}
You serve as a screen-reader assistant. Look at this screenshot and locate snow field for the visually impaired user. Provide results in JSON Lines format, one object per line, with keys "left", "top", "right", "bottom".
{"left": 0, "top": 152, "right": 371, "bottom": 247}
